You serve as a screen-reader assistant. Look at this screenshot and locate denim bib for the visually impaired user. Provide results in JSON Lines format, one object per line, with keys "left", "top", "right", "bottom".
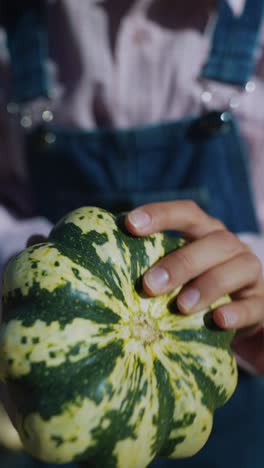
{"left": 3, "top": 1, "right": 264, "bottom": 467}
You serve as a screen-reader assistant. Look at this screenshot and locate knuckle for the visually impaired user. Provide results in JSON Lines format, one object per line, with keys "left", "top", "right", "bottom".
{"left": 206, "top": 268, "right": 225, "bottom": 292}
{"left": 185, "top": 200, "right": 202, "bottom": 218}
{"left": 183, "top": 201, "right": 207, "bottom": 232}
{"left": 239, "top": 241, "right": 252, "bottom": 252}
{"left": 215, "top": 229, "right": 240, "bottom": 253}
{"left": 207, "top": 216, "right": 226, "bottom": 231}
{"left": 240, "top": 301, "right": 252, "bottom": 325}
{"left": 176, "top": 249, "right": 195, "bottom": 276}
{"left": 199, "top": 269, "right": 228, "bottom": 301}
{"left": 244, "top": 252, "right": 262, "bottom": 278}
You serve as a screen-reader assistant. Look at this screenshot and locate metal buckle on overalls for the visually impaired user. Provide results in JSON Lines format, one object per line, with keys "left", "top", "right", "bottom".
{"left": 188, "top": 77, "right": 256, "bottom": 140}
{"left": 188, "top": 110, "right": 233, "bottom": 140}
{"left": 6, "top": 99, "right": 57, "bottom": 150}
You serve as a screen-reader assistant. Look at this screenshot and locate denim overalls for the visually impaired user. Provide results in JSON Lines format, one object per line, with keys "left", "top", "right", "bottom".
{"left": 3, "top": 1, "right": 264, "bottom": 467}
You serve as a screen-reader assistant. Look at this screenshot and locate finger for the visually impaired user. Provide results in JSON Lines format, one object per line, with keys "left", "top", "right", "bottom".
{"left": 126, "top": 200, "right": 225, "bottom": 238}
{"left": 143, "top": 229, "right": 245, "bottom": 295}
{"left": 213, "top": 296, "right": 264, "bottom": 330}
{"left": 26, "top": 235, "right": 47, "bottom": 247}
{"left": 176, "top": 251, "right": 261, "bottom": 314}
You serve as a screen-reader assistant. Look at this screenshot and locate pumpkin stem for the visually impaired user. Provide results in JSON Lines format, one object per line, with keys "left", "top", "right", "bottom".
{"left": 130, "top": 318, "right": 163, "bottom": 344}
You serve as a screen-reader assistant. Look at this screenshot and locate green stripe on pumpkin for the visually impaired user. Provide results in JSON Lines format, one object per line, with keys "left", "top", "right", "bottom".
{"left": 3, "top": 283, "right": 121, "bottom": 328}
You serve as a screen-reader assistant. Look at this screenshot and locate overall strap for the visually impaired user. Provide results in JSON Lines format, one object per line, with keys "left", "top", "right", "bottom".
{"left": 202, "top": 0, "right": 264, "bottom": 86}
{"left": 1, "top": 1, "right": 50, "bottom": 103}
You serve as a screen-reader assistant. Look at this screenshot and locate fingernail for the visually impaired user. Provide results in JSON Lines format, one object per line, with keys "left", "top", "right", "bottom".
{"left": 128, "top": 210, "right": 151, "bottom": 229}
{"left": 178, "top": 288, "right": 200, "bottom": 312}
{"left": 219, "top": 306, "right": 238, "bottom": 328}
{"left": 144, "top": 267, "right": 169, "bottom": 292}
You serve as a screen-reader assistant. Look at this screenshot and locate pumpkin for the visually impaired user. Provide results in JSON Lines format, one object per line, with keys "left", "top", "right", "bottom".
{"left": 0, "top": 402, "right": 22, "bottom": 451}
{"left": 0, "top": 207, "right": 237, "bottom": 467}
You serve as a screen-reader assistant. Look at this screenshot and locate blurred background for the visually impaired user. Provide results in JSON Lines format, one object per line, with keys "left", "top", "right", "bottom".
{"left": 0, "top": 23, "right": 69, "bottom": 468}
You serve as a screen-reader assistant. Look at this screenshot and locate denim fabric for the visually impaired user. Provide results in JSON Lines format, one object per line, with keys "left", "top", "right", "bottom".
{"left": 203, "top": 0, "right": 264, "bottom": 85}
{"left": 26, "top": 113, "right": 260, "bottom": 233}
{"left": 2, "top": 1, "right": 50, "bottom": 102}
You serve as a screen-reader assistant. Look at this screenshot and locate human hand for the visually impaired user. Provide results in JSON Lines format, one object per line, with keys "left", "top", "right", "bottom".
{"left": 125, "top": 201, "right": 264, "bottom": 374}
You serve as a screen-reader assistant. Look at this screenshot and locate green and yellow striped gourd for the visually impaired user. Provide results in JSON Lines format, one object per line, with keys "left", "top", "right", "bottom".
{"left": 0, "top": 207, "right": 237, "bottom": 467}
